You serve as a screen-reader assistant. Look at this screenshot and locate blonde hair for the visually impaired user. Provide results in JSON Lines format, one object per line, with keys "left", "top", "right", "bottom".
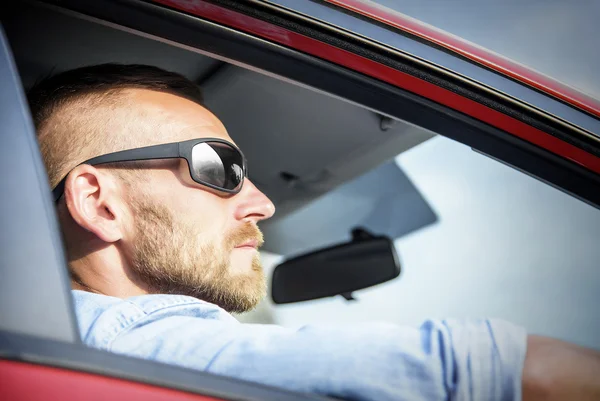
{"left": 28, "top": 64, "right": 204, "bottom": 188}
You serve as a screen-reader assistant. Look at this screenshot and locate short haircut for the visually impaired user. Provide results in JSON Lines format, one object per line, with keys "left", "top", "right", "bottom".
{"left": 27, "top": 63, "right": 204, "bottom": 188}
{"left": 28, "top": 63, "right": 204, "bottom": 127}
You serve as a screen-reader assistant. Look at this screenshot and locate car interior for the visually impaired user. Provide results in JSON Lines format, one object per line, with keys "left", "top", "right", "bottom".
{"left": 1, "top": 1, "right": 599, "bottom": 400}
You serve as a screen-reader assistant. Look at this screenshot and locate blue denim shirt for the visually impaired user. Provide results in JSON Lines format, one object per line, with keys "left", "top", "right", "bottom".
{"left": 73, "top": 290, "right": 527, "bottom": 401}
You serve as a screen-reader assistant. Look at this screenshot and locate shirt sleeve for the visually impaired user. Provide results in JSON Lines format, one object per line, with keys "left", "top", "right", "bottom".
{"left": 108, "top": 312, "right": 527, "bottom": 401}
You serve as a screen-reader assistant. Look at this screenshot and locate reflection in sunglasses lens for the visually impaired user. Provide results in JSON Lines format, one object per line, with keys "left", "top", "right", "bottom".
{"left": 191, "top": 142, "right": 243, "bottom": 191}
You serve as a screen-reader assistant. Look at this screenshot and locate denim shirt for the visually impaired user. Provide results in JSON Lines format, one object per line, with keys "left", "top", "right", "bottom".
{"left": 73, "top": 290, "right": 527, "bottom": 401}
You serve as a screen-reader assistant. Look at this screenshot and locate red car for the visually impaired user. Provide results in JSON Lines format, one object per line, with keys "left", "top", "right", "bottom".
{"left": 1, "top": 1, "right": 598, "bottom": 400}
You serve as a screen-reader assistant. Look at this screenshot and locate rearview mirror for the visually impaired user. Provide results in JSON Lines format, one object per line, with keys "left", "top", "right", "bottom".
{"left": 271, "top": 228, "right": 401, "bottom": 304}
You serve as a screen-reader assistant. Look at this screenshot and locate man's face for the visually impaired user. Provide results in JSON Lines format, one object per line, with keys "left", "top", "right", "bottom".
{"left": 118, "top": 90, "right": 275, "bottom": 313}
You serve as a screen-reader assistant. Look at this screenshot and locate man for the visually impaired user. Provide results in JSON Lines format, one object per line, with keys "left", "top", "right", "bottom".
{"left": 29, "top": 64, "right": 600, "bottom": 401}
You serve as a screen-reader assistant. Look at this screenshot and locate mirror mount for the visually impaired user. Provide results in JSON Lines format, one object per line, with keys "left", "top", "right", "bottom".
{"left": 341, "top": 227, "right": 379, "bottom": 302}
{"left": 340, "top": 292, "right": 357, "bottom": 302}
{"left": 351, "top": 227, "right": 377, "bottom": 242}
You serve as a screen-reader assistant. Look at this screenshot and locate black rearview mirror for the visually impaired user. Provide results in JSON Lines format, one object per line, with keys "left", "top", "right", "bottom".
{"left": 271, "top": 228, "right": 401, "bottom": 304}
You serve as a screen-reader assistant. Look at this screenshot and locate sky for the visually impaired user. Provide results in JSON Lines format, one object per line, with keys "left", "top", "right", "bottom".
{"left": 370, "top": 0, "right": 600, "bottom": 99}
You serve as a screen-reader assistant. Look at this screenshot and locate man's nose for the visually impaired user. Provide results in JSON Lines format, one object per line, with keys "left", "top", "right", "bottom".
{"left": 233, "top": 179, "right": 275, "bottom": 223}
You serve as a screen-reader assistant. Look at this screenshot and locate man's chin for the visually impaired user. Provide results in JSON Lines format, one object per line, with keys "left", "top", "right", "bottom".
{"left": 219, "top": 268, "right": 267, "bottom": 313}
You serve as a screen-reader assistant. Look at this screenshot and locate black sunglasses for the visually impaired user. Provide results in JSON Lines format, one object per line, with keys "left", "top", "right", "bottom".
{"left": 52, "top": 138, "right": 247, "bottom": 202}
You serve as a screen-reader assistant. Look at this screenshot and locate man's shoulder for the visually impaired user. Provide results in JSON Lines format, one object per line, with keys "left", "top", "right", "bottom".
{"left": 72, "top": 290, "right": 237, "bottom": 349}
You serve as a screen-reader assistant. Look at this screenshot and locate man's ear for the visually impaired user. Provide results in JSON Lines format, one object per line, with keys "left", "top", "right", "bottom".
{"left": 63, "top": 164, "right": 125, "bottom": 243}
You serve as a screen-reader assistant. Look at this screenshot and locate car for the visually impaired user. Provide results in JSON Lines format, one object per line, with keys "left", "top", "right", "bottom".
{"left": 1, "top": 0, "right": 599, "bottom": 400}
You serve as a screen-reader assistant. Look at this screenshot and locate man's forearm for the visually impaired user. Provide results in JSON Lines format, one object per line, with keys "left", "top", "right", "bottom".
{"left": 523, "top": 335, "right": 600, "bottom": 401}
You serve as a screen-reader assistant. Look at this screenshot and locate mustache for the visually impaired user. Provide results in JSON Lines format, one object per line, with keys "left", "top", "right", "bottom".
{"left": 227, "top": 223, "right": 264, "bottom": 249}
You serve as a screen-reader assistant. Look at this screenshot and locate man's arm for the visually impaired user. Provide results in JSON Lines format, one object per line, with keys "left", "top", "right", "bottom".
{"left": 76, "top": 291, "right": 596, "bottom": 401}
{"left": 523, "top": 335, "right": 600, "bottom": 401}
{"left": 108, "top": 314, "right": 528, "bottom": 401}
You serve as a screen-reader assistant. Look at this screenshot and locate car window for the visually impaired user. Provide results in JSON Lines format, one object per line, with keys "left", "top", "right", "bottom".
{"left": 243, "top": 136, "right": 600, "bottom": 351}
{"left": 6, "top": 0, "right": 599, "bottom": 359}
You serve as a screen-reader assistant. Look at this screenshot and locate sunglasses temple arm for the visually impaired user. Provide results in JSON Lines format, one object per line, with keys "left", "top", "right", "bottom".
{"left": 51, "top": 142, "right": 181, "bottom": 203}
{"left": 85, "top": 142, "right": 181, "bottom": 165}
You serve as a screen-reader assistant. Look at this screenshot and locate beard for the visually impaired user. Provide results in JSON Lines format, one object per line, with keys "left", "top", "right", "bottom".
{"left": 127, "top": 197, "right": 266, "bottom": 313}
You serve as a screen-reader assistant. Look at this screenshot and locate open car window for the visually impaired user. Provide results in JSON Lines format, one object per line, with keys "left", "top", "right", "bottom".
{"left": 3, "top": 0, "right": 599, "bottom": 347}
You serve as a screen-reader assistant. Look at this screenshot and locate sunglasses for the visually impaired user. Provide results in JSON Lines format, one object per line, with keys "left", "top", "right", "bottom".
{"left": 52, "top": 138, "right": 247, "bottom": 202}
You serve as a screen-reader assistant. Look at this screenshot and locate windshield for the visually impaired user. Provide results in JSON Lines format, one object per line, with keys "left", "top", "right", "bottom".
{"left": 332, "top": 0, "right": 600, "bottom": 101}
{"left": 244, "top": 136, "right": 600, "bottom": 350}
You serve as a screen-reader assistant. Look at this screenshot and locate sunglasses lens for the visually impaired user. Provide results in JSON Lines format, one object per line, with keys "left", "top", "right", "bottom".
{"left": 191, "top": 141, "right": 244, "bottom": 191}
